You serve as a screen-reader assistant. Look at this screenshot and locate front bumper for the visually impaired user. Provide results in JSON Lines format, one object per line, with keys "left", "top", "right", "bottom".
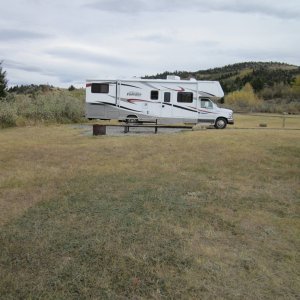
{"left": 228, "top": 119, "right": 234, "bottom": 125}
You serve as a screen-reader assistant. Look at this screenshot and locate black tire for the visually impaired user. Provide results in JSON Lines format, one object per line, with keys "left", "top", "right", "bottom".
{"left": 214, "top": 117, "right": 227, "bottom": 129}
{"left": 125, "top": 115, "right": 138, "bottom": 123}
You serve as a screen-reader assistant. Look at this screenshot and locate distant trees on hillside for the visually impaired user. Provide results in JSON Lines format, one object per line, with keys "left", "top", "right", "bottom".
{"left": 232, "top": 68, "right": 296, "bottom": 92}
{"left": 292, "top": 75, "right": 300, "bottom": 94}
{"left": 8, "top": 84, "right": 54, "bottom": 94}
{"left": 143, "top": 62, "right": 300, "bottom": 104}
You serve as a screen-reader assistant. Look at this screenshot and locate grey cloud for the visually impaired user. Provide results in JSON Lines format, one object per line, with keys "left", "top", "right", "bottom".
{"left": 198, "top": 1, "right": 300, "bottom": 19}
{"left": 4, "top": 60, "right": 44, "bottom": 73}
{"left": 46, "top": 47, "right": 135, "bottom": 67}
{"left": 132, "top": 35, "right": 221, "bottom": 50}
{"left": 229, "top": 48, "right": 300, "bottom": 63}
{"left": 86, "top": 0, "right": 148, "bottom": 13}
{"left": 4, "top": 59, "right": 87, "bottom": 84}
{"left": 85, "top": 0, "right": 300, "bottom": 19}
{"left": 132, "top": 34, "right": 175, "bottom": 43}
{"left": 0, "top": 29, "right": 52, "bottom": 41}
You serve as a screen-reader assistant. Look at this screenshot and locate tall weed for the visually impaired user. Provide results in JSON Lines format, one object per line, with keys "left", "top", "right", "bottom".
{"left": 0, "top": 90, "right": 84, "bottom": 127}
{"left": 0, "top": 100, "right": 17, "bottom": 128}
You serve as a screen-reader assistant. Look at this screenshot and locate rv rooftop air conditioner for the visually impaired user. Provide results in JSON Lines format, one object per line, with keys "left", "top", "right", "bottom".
{"left": 167, "top": 75, "right": 180, "bottom": 80}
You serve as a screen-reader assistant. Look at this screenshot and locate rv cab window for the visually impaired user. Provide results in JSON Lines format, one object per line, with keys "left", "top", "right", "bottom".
{"left": 151, "top": 90, "right": 159, "bottom": 100}
{"left": 91, "top": 83, "right": 109, "bottom": 93}
{"left": 200, "top": 98, "right": 213, "bottom": 109}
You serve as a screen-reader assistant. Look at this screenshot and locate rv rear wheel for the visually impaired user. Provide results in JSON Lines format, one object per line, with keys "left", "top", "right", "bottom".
{"left": 125, "top": 115, "right": 138, "bottom": 123}
{"left": 214, "top": 117, "right": 227, "bottom": 129}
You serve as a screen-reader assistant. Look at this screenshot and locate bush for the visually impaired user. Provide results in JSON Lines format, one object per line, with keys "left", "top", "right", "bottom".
{"left": 291, "top": 75, "right": 300, "bottom": 98}
{"left": 19, "top": 92, "right": 84, "bottom": 123}
{"left": 0, "top": 101, "right": 17, "bottom": 128}
{"left": 259, "top": 82, "right": 293, "bottom": 100}
{"left": 259, "top": 100, "right": 300, "bottom": 114}
{"left": 68, "top": 85, "right": 76, "bottom": 91}
{"left": 225, "top": 83, "right": 262, "bottom": 111}
{"left": 0, "top": 90, "right": 85, "bottom": 128}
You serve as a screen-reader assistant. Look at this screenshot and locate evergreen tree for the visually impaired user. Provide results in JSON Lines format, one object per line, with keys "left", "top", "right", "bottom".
{"left": 68, "top": 85, "right": 76, "bottom": 91}
{"left": 0, "top": 61, "right": 8, "bottom": 98}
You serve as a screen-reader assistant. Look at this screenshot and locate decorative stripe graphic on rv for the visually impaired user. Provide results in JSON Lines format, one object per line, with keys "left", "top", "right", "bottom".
{"left": 126, "top": 98, "right": 151, "bottom": 104}
{"left": 120, "top": 98, "right": 161, "bottom": 104}
{"left": 188, "top": 106, "right": 215, "bottom": 114}
{"left": 90, "top": 102, "right": 115, "bottom": 106}
{"left": 172, "top": 105, "right": 215, "bottom": 114}
{"left": 162, "top": 86, "right": 185, "bottom": 92}
{"left": 199, "top": 91, "right": 215, "bottom": 97}
{"left": 172, "top": 105, "right": 197, "bottom": 113}
{"left": 121, "top": 83, "right": 141, "bottom": 89}
{"left": 142, "top": 82, "right": 161, "bottom": 90}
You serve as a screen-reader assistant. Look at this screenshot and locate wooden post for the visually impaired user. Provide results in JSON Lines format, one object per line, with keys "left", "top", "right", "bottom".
{"left": 93, "top": 124, "right": 106, "bottom": 135}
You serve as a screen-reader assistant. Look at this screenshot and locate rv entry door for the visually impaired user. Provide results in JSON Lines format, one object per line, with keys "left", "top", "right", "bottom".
{"left": 161, "top": 91, "right": 172, "bottom": 118}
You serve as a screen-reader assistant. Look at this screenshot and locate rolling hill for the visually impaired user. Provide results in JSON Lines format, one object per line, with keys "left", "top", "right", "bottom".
{"left": 143, "top": 61, "right": 300, "bottom": 94}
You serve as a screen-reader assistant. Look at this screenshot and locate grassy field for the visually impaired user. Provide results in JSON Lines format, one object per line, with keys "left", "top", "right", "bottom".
{"left": 232, "top": 113, "right": 300, "bottom": 129}
{"left": 0, "top": 116, "right": 299, "bottom": 299}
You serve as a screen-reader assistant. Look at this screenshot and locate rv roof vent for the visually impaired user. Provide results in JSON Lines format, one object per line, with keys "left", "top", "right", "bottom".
{"left": 167, "top": 75, "right": 180, "bottom": 80}
{"left": 190, "top": 78, "right": 197, "bottom": 81}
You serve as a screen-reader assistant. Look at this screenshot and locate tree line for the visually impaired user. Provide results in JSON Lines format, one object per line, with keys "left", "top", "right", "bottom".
{"left": 143, "top": 61, "right": 300, "bottom": 94}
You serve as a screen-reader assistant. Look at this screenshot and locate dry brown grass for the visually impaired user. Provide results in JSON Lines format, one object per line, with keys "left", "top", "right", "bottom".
{"left": 233, "top": 113, "right": 300, "bottom": 129}
{"left": 0, "top": 117, "right": 299, "bottom": 298}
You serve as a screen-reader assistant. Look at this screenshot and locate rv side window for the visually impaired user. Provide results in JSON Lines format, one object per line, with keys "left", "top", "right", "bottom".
{"left": 91, "top": 83, "right": 109, "bottom": 93}
{"left": 151, "top": 90, "right": 159, "bottom": 100}
{"left": 164, "top": 92, "right": 171, "bottom": 102}
{"left": 177, "top": 92, "right": 193, "bottom": 103}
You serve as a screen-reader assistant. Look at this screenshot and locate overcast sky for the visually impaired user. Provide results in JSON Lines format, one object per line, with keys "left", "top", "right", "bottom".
{"left": 1, "top": 0, "right": 299, "bottom": 87}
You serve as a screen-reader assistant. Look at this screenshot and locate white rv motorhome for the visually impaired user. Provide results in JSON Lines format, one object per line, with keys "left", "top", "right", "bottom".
{"left": 85, "top": 76, "right": 234, "bottom": 129}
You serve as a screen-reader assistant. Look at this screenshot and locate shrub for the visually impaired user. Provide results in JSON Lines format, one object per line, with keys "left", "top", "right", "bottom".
{"left": 0, "top": 101, "right": 17, "bottom": 128}
{"left": 292, "top": 75, "right": 300, "bottom": 98}
{"left": 68, "top": 85, "right": 76, "bottom": 91}
{"left": 225, "top": 83, "right": 263, "bottom": 111}
{"left": 0, "top": 90, "right": 85, "bottom": 128}
{"left": 257, "top": 99, "right": 300, "bottom": 114}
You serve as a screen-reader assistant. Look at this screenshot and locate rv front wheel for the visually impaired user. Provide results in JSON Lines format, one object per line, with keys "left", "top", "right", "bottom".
{"left": 214, "top": 118, "right": 227, "bottom": 129}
